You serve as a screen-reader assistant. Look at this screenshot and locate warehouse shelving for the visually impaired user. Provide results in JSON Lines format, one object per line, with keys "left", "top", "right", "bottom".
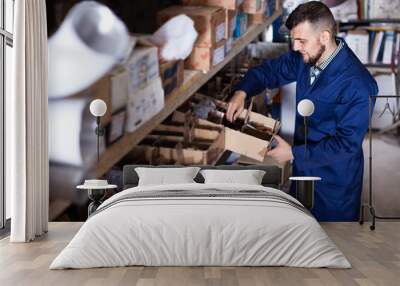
{"left": 338, "top": 18, "right": 400, "bottom": 95}
{"left": 366, "top": 63, "right": 398, "bottom": 74}
{"left": 339, "top": 18, "right": 400, "bottom": 26}
{"left": 93, "top": 9, "right": 282, "bottom": 178}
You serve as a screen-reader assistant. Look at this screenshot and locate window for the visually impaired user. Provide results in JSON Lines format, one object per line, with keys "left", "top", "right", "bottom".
{"left": 1, "top": 0, "right": 14, "bottom": 230}
{"left": 5, "top": 0, "right": 13, "bottom": 34}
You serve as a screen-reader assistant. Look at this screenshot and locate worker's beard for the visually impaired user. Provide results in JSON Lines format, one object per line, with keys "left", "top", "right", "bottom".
{"left": 305, "top": 44, "right": 326, "bottom": 66}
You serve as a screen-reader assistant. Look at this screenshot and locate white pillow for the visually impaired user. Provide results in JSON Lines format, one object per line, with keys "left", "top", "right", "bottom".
{"left": 135, "top": 167, "right": 201, "bottom": 186}
{"left": 200, "top": 169, "right": 266, "bottom": 185}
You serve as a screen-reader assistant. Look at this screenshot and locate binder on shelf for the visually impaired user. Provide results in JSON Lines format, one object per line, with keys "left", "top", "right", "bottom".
{"left": 382, "top": 31, "right": 395, "bottom": 65}
{"left": 370, "top": 31, "right": 384, "bottom": 64}
{"left": 395, "top": 33, "right": 400, "bottom": 65}
{"left": 345, "top": 30, "right": 369, "bottom": 64}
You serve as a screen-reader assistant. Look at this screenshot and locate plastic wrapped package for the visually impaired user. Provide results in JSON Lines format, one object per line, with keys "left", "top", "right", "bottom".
{"left": 151, "top": 15, "right": 198, "bottom": 61}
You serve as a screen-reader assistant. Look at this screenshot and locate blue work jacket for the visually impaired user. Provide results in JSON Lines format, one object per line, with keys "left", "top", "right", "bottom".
{"left": 234, "top": 40, "right": 378, "bottom": 221}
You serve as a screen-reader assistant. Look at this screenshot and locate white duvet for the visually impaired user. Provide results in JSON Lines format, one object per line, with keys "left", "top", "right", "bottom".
{"left": 50, "top": 183, "right": 351, "bottom": 269}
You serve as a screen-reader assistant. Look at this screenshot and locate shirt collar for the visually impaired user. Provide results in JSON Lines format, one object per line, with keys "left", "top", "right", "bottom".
{"left": 313, "top": 39, "right": 344, "bottom": 72}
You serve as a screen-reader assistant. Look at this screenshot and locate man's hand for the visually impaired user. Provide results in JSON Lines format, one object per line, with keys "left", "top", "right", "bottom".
{"left": 266, "top": 135, "right": 294, "bottom": 164}
{"left": 226, "top": 91, "right": 246, "bottom": 122}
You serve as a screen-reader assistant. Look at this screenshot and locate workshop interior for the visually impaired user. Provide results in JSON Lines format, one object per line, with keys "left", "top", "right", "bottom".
{"left": 1, "top": 0, "right": 400, "bottom": 285}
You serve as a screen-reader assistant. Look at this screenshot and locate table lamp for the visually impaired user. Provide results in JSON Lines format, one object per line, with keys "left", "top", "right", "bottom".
{"left": 75, "top": 99, "right": 110, "bottom": 217}
{"left": 89, "top": 99, "right": 107, "bottom": 162}
{"left": 290, "top": 99, "right": 321, "bottom": 210}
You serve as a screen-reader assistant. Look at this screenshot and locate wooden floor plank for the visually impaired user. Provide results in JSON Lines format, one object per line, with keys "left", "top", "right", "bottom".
{"left": 0, "top": 222, "right": 400, "bottom": 286}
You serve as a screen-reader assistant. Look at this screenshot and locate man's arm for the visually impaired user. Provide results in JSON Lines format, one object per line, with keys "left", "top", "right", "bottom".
{"left": 227, "top": 51, "right": 301, "bottom": 122}
{"left": 233, "top": 50, "right": 301, "bottom": 99}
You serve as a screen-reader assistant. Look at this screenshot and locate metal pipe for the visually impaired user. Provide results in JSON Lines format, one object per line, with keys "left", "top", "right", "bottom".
{"left": 369, "top": 95, "right": 372, "bottom": 207}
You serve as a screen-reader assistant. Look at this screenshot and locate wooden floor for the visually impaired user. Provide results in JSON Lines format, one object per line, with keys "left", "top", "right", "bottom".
{"left": 0, "top": 222, "right": 399, "bottom": 286}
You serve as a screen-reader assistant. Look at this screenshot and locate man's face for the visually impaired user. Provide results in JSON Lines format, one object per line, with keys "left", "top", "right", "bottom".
{"left": 290, "top": 21, "right": 325, "bottom": 66}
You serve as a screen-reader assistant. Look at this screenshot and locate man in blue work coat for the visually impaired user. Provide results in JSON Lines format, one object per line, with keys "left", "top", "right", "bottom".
{"left": 227, "top": 1, "right": 378, "bottom": 221}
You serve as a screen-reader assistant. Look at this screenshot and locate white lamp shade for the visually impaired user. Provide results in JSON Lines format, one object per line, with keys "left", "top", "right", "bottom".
{"left": 48, "top": 1, "right": 132, "bottom": 98}
{"left": 297, "top": 99, "right": 315, "bottom": 117}
{"left": 90, "top": 99, "right": 107, "bottom": 117}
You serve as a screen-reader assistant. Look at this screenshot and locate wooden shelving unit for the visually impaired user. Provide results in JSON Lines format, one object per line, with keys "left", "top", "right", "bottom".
{"left": 366, "top": 63, "right": 398, "bottom": 73}
{"left": 338, "top": 19, "right": 400, "bottom": 93}
{"left": 94, "top": 9, "right": 282, "bottom": 178}
{"left": 339, "top": 18, "right": 400, "bottom": 26}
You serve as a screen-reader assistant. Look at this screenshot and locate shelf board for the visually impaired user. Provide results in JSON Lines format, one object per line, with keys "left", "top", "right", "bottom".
{"left": 366, "top": 63, "right": 398, "bottom": 73}
{"left": 365, "top": 63, "right": 395, "bottom": 67}
{"left": 94, "top": 10, "right": 282, "bottom": 177}
{"left": 339, "top": 19, "right": 400, "bottom": 25}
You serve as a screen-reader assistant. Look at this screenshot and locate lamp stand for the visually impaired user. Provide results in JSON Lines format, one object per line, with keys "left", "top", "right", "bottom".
{"left": 304, "top": 116, "right": 308, "bottom": 159}
{"left": 95, "top": 116, "right": 105, "bottom": 163}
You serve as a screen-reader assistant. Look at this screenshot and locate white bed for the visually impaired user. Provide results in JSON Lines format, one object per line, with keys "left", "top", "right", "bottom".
{"left": 50, "top": 182, "right": 351, "bottom": 269}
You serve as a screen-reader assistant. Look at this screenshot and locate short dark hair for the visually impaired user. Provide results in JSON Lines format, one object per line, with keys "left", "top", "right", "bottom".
{"left": 285, "top": 1, "right": 336, "bottom": 38}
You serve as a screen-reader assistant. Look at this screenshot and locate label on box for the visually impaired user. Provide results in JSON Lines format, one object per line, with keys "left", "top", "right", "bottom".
{"left": 212, "top": 45, "right": 225, "bottom": 66}
{"left": 127, "top": 47, "right": 159, "bottom": 95}
{"left": 216, "top": 22, "right": 226, "bottom": 43}
{"left": 126, "top": 78, "right": 165, "bottom": 133}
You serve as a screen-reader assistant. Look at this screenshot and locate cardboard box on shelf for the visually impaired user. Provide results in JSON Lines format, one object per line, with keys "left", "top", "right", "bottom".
{"left": 159, "top": 60, "right": 185, "bottom": 97}
{"left": 153, "top": 124, "right": 221, "bottom": 141}
{"left": 72, "top": 68, "right": 129, "bottom": 125}
{"left": 127, "top": 117, "right": 224, "bottom": 165}
{"left": 181, "top": 0, "right": 243, "bottom": 10}
{"left": 170, "top": 111, "right": 222, "bottom": 129}
{"left": 242, "top": 0, "right": 262, "bottom": 14}
{"left": 248, "top": 13, "right": 265, "bottom": 25}
{"left": 130, "top": 144, "right": 214, "bottom": 165}
{"left": 233, "top": 11, "right": 248, "bottom": 38}
{"left": 125, "top": 77, "right": 165, "bottom": 133}
{"left": 248, "top": 0, "right": 267, "bottom": 25}
{"left": 172, "top": 109, "right": 280, "bottom": 163}
{"left": 225, "top": 9, "right": 238, "bottom": 39}
{"left": 126, "top": 45, "right": 159, "bottom": 95}
{"left": 105, "top": 108, "right": 126, "bottom": 146}
{"left": 74, "top": 39, "right": 160, "bottom": 125}
{"left": 185, "top": 40, "right": 226, "bottom": 72}
{"left": 157, "top": 5, "right": 226, "bottom": 48}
